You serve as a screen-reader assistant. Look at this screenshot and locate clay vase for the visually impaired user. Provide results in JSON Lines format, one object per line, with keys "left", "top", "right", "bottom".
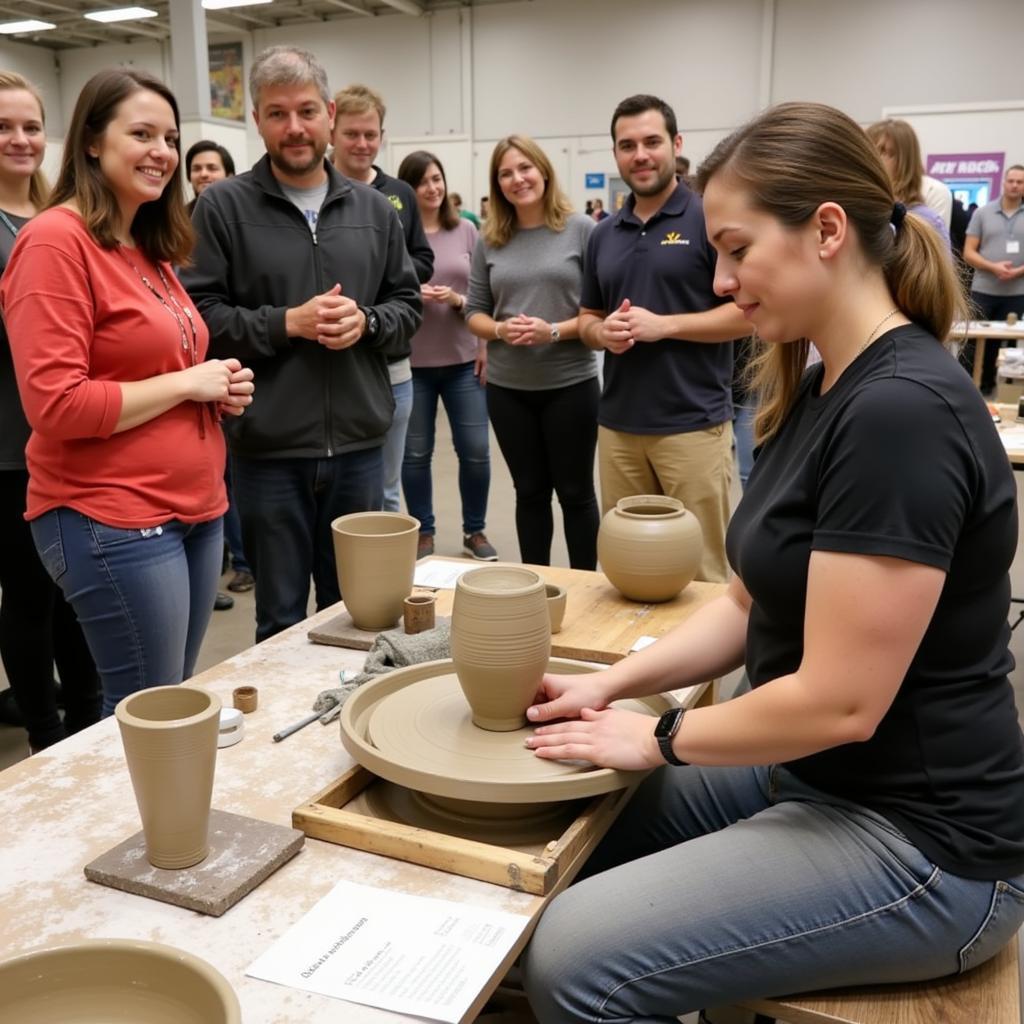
{"left": 450, "top": 567, "right": 551, "bottom": 731}
{"left": 115, "top": 685, "right": 221, "bottom": 870}
{"left": 597, "top": 495, "right": 704, "bottom": 602}
{"left": 331, "top": 511, "right": 420, "bottom": 630}
{"left": 545, "top": 583, "right": 567, "bottom": 634}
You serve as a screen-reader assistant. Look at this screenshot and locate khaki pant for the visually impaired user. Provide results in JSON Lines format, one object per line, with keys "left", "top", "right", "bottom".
{"left": 598, "top": 422, "right": 733, "bottom": 583}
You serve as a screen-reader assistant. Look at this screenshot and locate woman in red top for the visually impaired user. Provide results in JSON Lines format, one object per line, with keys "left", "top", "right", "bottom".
{"left": 1, "top": 69, "right": 253, "bottom": 716}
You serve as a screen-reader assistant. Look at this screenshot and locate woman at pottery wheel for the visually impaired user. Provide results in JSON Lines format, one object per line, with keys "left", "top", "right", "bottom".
{"left": 521, "top": 102, "right": 1024, "bottom": 1022}
{"left": 1, "top": 70, "right": 254, "bottom": 716}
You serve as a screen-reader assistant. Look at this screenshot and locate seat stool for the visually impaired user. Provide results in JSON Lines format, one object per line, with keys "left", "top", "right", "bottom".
{"left": 730, "top": 932, "right": 1020, "bottom": 1024}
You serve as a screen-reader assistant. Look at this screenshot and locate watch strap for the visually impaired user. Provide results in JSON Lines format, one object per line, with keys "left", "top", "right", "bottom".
{"left": 656, "top": 708, "right": 688, "bottom": 766}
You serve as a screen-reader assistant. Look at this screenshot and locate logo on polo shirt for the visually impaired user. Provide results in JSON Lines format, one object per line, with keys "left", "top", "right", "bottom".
{"left": 661, "top": 231, "right": 690, "bottom": 246}
{"left": 388, "top": 194, "right": 404, "bottom": 212}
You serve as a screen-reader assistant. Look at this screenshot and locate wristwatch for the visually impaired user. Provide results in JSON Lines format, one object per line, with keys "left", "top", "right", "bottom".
{"left": 359, "top": 306, "right": 380, "bottom": 339}
{"left": 549, "top": 322, "right": 561, "bottom": 342}
{"left": 654, "top": 707, "right": 687, "bottom": 766}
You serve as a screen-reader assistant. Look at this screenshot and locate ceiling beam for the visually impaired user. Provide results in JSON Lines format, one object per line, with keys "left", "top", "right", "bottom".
{"left": 377, "top": 0, "right": 424, "bottom": 13}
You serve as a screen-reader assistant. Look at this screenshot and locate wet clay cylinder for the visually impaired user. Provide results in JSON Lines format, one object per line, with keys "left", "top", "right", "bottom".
{"left": 597, "top": 495, "right": 704, "bottom": 602}
{"left": 331, "top": 512, "right": 420, "bottom": 631}
{"left": 115, "top": 685, "right": 221, "bottom": 870}
{"left": 451, "top": 566, "right": 551, "bottom": 731}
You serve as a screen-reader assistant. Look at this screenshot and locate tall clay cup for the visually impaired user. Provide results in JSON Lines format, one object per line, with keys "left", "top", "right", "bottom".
{"left": 331, "top": 512, "right": 420, "bottom": 631}
{"left": 597, "top": 495, "right": 704, "bottom": 602}
{"left": 451, "top": 567, "right": 551, "bottom": 731}
{"left": 115, "top": 686, "right": 221, "bottom": 870}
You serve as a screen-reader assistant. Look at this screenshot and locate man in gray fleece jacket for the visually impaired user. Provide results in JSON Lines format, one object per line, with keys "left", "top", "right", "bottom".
{"left": 182, "top": 46, "right": 421, "bottom": 642}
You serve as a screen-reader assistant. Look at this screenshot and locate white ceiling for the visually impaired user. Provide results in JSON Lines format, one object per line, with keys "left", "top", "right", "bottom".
{"left": 0, "top": 0, "right": 508, "bottom": 51}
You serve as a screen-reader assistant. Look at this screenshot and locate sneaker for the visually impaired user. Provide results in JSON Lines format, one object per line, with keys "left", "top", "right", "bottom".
{"left": 417, "top": 533, "right": 435, "bottom": 559}
{"left": 227, "top": 570, "right": 255, "bottom": 593}
{"left": 214, "top": 591, "right": 234, "bottom": 611}
{"left": 463, "top": 532, "right": 498, "bottom": 561}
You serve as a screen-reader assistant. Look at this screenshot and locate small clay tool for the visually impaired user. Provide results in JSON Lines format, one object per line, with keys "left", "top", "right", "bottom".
{"left": 273, "top": 695, "right": 339, "bottom": 743}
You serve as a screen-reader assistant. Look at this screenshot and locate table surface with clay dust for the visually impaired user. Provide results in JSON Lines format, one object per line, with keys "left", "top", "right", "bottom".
{"left": 0, "top": 575, "right": 724, "bottom": 1023}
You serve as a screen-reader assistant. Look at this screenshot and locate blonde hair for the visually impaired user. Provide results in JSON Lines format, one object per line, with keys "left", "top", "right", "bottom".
{"left": 697, "top": 102, "right": 968, "bottom": 445}
{"left": 865, "top": 119, "right": 926, "bottom": 206}
{"left": 0, "top": 71, "right": 49, "bottom": 210}
{"left": 482, "top": 135, "right": 572, "bottom": 248}
{"left": 333, "top": 83, "right": 386, "bottom": 127}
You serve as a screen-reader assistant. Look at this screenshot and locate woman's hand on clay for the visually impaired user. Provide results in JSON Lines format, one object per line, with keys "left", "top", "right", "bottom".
{"left": 525, "top": 707, "right": 662, "bottom": 771}
{"left": 526, "top": 671, "right": 612, "bottom": 724}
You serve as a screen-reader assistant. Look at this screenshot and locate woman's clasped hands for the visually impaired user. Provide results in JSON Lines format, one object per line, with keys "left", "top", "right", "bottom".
{"left": 524, "top": 670, "right": 663, "bottom": 772}
{"left": 182, "top": 357, "right": 254, "bottom": 417}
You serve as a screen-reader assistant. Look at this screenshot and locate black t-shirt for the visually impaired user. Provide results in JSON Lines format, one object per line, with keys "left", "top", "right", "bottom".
{"left": 580, "top": 182, "right": 733, "bottom": 434}
{"left": 727, "top": 324, "right": 1024, "bottom": 879}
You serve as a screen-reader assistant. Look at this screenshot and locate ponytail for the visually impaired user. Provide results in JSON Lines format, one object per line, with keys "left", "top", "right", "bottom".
{"left": 885, "top": 210, "right": 968, "bottom": 344}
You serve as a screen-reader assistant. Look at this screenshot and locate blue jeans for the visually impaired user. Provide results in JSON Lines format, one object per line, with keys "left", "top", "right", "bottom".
{"left": 222, "top": 456, "right": 251, "bottom": 575}
{"left": 524, "top": 764, "right": 1024, "bottom": 1023}
{"left": 402, "top": 362, "right": 490, "bottom": 536}
{"left": 381, "top": 377, "right": 414, "bottom": 513}
{"left": 734, "top": 398, "right": 756, "bottom": 491}
{"left": 31, "top": 508, "right": 223, "bottom": 718}
{"left": 230, "top": 449, "right": 383, "bottom": 642}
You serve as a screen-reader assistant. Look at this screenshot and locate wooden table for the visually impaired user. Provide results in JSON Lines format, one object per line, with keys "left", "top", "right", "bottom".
{"left": 312, "top": 557, "right": 724, "bottom": 665}
{"left": 954, "top": 320, "right": 1024, "bottom": 386}
{"left": 0, "top": 574, "right": 725, "bottom": 1023}
{"left": 994, "top": 404, "right": 1024, "bottom": 468}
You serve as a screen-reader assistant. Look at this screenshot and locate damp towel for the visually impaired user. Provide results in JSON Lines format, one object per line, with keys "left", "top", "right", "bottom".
{"left": 313, "top": 619, "right": 452, "bottom": 714}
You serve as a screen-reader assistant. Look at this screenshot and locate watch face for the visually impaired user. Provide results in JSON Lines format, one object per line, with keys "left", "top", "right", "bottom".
{"left": 654, "top": 707, "right": 684, "bottom": 740}
{"left": 367, "top": 310, "right": 380, "bottom": 335}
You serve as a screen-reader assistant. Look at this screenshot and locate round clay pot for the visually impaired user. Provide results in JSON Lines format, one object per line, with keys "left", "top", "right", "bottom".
{"left": 544, "top": 583, "right": 567, "bottom": 633}
{"left": 331, "top": 511, "right": 420, "bottom": 630}
{"left": 597, "top": 495, "right": 703, "bottom": 602}
{"left": 450, "top": 567, "right": 551, "bottom": 731}
{"left": 115, "top": 685, "right": 221, "bottom": 870}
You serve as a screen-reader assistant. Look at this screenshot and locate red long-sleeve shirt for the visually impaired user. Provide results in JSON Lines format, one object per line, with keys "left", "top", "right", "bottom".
{"left": 1, "top": 207, "right": 226, "bottom": 528}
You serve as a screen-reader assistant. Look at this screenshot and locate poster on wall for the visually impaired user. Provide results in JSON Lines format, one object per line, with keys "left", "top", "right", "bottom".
{"left": 926, "top": 151, "right": 1004, "bottom": 209}
{"left": 209, "top": 42, "right": 245, "bottom": 122}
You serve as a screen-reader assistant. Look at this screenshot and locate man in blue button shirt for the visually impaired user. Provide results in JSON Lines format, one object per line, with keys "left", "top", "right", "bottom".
{"left": 579, "top": 94, "right": 748, "bottom": 582}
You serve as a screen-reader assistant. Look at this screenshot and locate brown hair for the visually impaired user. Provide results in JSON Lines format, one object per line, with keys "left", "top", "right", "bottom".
{"left": 865, "top": 118, "right": 925, "bottom": 206}
{"left": 482, "top": 135, "right": 572, "bottom": 248}
{"left": 397, "top": 150, "right": 460, "bottom": 231}
{"left": 0, "top": 71, "right": 49, "bottom": 210}
{"left": 333, "top": 83, "right": 386, "bottom": 127}
{"left": 697, "top": 102, "right": 967, "bottom": 444}
{"left": 47, "top": 69, "right": 193, "bottom": 265}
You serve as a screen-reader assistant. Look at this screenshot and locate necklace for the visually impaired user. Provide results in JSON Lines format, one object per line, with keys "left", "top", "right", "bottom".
{"left": 119, "top": 248, "right": 198, "bottom": 362}
{"left": 859, "top": 307, "right": 900, "bottom": 356}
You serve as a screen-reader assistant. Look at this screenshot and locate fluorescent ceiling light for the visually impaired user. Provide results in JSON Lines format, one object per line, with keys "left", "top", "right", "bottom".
{"left": 0, "top": 19, "right": 56, "bottom": 32}
{"left": 202, "top": 0, "right": 273, "bottom": 9}
{"left": 84, "top": 6, "right": 158, "bottom": 22}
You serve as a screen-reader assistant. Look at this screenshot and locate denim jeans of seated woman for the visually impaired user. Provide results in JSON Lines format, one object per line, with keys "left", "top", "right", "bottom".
{"left": 523, "top": 763, "right": 1024, "bottom": 1024}
{"left": 402, "top": 362, "right": 490, "bottom": 536}
{"left": 31, "top": 508, "right": 223, "bottom": 717}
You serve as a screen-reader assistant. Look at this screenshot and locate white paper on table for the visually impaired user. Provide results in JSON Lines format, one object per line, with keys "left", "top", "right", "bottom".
{"left": 630, "top": 634, "right": 659, "bottom": 653}
{"left": 246, "top": 879, "right": 530, "bottom": 1023}
{"left": 997, "top": 425, "right": 1024, "bottom": 451}
{"left": 414, "top": 559, "right": 475, "bottom": 590}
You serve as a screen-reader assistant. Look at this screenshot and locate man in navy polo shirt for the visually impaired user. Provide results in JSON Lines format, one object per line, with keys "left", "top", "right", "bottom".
{"left": 579, "top": 94, "right": 748, "bottom": 582}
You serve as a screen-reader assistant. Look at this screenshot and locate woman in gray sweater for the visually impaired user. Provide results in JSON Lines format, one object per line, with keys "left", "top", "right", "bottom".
{"left": 466, "top": 136, "right": 598, "bottom": 568}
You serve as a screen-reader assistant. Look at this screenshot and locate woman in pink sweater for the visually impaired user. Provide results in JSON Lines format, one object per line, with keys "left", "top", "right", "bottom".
{"left": 1, "top": 69, "right": 253, "bottom": 715}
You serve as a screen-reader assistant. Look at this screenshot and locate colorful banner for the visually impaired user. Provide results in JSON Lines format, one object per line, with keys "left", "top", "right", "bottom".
{"left": 209, "top": 42, "right": 245, "bottom": 122}
{"left": 926, "top": 151, "right": 1005, "bottom": 207}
